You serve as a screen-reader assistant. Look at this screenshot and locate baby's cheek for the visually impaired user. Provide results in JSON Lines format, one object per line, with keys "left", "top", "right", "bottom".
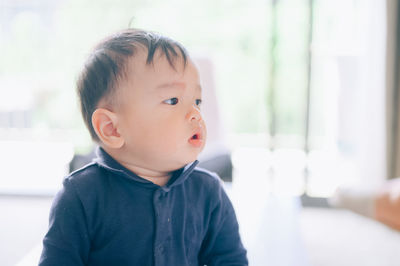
{"left": 201, "top": 121, "right": 207, "bottom": 141}
{"left": 158, "top": 130, "right": 181, "bottom": 149}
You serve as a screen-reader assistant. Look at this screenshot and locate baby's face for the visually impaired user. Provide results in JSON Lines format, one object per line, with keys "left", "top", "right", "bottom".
{"left": 115, "top": 50, "right": 206, "bottom": 172}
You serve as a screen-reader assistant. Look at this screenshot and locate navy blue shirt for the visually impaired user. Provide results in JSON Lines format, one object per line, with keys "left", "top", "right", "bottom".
{"left": 39, "top": 148, "right": 248, "bottom": 266}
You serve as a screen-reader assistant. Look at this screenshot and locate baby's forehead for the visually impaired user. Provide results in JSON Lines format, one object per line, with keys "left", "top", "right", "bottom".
{"left": 134, "top": 45, "right": 186, "bottom": 64}
{"left": 124, "top": 46, "right": 188, "bottom": 77}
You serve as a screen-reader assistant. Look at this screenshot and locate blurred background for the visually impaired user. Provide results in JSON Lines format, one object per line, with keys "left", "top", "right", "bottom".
{"left": 1, "top": 0, "right": 400, "bottom": 265}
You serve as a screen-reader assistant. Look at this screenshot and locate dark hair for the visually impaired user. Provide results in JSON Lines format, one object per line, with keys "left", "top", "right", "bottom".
{"left": 77, "top": 29, "right": 188, "bottom": 141}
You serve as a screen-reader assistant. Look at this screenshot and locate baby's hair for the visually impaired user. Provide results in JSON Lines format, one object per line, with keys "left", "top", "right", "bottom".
{"left": 77, "top": 28, "right": 188, "bottom": 141}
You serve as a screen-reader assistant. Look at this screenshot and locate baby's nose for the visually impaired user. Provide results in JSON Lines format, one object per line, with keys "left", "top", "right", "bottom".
{"left": 186, "top": 106, "right": 202, "bottom": 122}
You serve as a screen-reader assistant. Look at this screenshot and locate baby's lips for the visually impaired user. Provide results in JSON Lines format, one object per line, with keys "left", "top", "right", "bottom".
{"left": 188, "top": 137, "right": 204, "bottom": 147}
{"left": 188, "top": 129, "right": 204, "bottom": 147}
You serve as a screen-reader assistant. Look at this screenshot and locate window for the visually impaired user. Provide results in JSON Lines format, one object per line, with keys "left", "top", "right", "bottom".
{"left": 0, "top": 0, "right": 386, "bottom": 196}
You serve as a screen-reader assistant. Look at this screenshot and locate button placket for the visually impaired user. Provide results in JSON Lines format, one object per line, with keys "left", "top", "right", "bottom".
{"left": 153, "top": 188, "right": 170, "bottom": 264}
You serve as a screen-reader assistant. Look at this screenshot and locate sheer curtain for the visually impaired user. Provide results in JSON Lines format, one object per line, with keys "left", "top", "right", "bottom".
{"left": 302, "top": 0, "right": 387, "bottom": 195}
{"left": 348, "top": 0, "right": 387, "bottom": 187}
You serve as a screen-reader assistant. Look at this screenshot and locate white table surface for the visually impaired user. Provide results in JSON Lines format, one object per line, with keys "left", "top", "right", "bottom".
{"left": 225, "top": 182, "right": 310, "bottom": 266}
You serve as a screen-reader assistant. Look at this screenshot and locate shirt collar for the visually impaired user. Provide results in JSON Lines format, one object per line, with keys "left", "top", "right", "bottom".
{"left": 93, "top": 146, "right": 198, "bottom": 190}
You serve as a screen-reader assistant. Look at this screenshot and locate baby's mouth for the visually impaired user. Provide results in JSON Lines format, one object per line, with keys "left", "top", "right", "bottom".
{"left": 188, "top": 131, "right": 203, "bottom": 147}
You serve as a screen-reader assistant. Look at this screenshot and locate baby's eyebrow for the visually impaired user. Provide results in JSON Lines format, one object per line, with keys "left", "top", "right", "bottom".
{"left": 155, "top": 82, "right": 202, "bottom": 92}
{"left": 155, "top": 82, "right": 184, "bottom": 90}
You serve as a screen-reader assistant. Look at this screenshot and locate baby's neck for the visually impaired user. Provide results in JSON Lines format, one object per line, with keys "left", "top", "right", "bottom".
{"left": 104, "top": 150, "right": 171, "bottom": 186}
{"left": 121, "top": 160, "right": 172, "bottom": 186}
{"left": 140, "top": 174, "right": 171, "bottom": 187}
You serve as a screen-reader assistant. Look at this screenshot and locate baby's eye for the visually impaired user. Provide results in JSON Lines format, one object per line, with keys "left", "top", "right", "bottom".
{"left": 195, "top": 99, "right": 202, "bottom": 107}
{"left": 164, "top": 98, "right": 179, "bottom": 105}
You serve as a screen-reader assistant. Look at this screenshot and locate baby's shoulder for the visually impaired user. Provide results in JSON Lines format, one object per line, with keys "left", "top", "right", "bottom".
{"left": 64, "top": 162, "right": 107, "bottom": 192}
{"left": 188, "top": 167, "right": 224, "bottom": 190}
{"left": 68, "top": 161, "right": 100, "bottom": 180}
{"left": 59, "top": 162, "right": 114, "bottom": 210}
{"left": 183, "top": 167, "right": 229, "bottom": 209}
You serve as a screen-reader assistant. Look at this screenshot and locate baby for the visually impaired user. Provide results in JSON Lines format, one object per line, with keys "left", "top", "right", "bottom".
{"left": 39, "top": 29, "right": 248, "bottom": 266}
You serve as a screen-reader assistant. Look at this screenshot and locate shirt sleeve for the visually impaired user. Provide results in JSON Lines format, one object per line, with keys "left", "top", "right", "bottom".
{"left": 39, "top": 178, "right": 91, "bottom": 266}
{"left": 199, "top": 179, "right": 248, "bottom": 266}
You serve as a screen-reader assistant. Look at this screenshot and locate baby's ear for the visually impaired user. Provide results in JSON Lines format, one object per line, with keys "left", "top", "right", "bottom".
{"left": 92, "top": 108, "right": 124, "bottom": 149}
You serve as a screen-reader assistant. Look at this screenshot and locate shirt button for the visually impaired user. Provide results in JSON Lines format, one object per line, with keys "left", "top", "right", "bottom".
{"left": 157, "top": 245, "right": 164, "bottom": 253}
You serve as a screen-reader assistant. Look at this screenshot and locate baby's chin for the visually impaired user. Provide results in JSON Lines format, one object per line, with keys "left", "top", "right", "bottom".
{"left": 164, "top": 157, "right": 200, "bottom": 172}
{"left": 159, "top": 145, "right": 205, "bottom": 172}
